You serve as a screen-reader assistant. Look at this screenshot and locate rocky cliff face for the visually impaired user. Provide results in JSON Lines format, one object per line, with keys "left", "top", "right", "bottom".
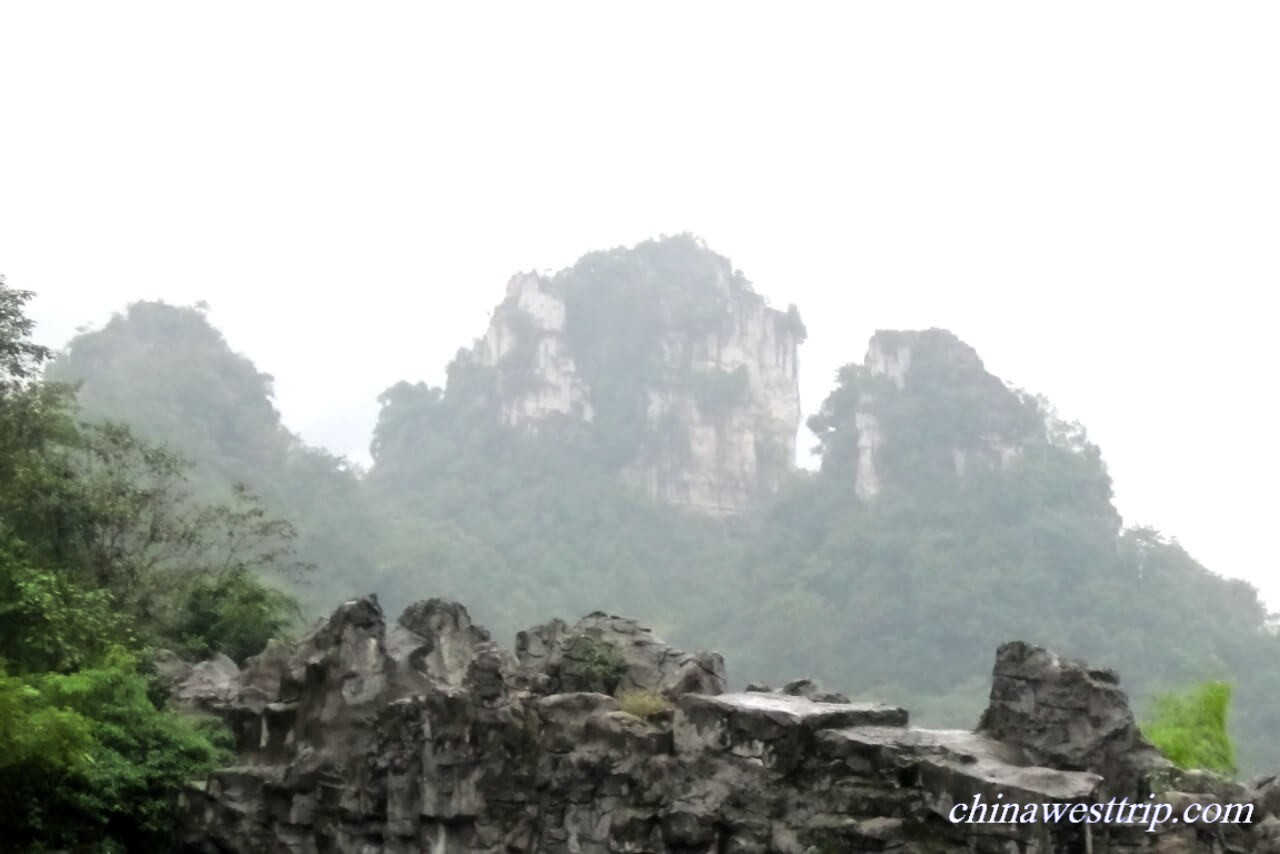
{"left": 462, "top": 236, "right": 803, "bottom": 517}
{"left": 811, "top": 329, "right": 1047, "bottom": 502}
{"left": 172, "top": 597, "right": 1280, "bottom": 853}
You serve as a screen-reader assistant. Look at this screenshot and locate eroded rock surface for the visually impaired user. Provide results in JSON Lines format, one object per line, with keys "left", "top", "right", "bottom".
{"left": 977, "top": 640, "right": 1175, "bottom": 796}
{"left": 467, "top": 241, "right": 804, "bottom": 518}
{"left": 176, "top": 598, "right": 1279, "bottom": 853}
{"left": 517, "top": 611, "right": 727, "bottom": 699}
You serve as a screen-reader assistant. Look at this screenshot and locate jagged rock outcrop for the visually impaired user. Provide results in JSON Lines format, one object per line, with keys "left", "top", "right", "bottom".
{"left": 175, "top": 597, "right": 1280, "bottom": 853}
{"left": 976, "top": 641, "right": 1175, "bottom": 797}
{"left": 462, "top": 235, "right": 804, "bottom": 517}
{"left": 516, "top": 611, "right": 726, "bottom": 699}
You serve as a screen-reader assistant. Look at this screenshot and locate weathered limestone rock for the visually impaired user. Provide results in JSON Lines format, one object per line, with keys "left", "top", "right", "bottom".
{"left": 151, "top": 648, "right": 195, "bottom": 697}
{"left": 977, "top": 640, "right": 1174, "bottom": 795}
{"left": 176, "top": 597, "right": 1275, "bottom": 853}
{"left": 821, "top": 329, "right": 1041, "bottom": 503}
{"left": 674, "top": 692, "right": 908, "bottom": 773}
{"left": 518, "top": 610, "right": 727, "bottom": 699}
{"left": 467, "top": 239, "right": 804, "bottom": 518}
{"left": 780, "top": 676, "right": 850, "bottom": 703}
{"left": 170, "top": 652, "right": 239, "bottom": 709}
{"left": 387, "top": 596, "right": 504, "bottom": 689}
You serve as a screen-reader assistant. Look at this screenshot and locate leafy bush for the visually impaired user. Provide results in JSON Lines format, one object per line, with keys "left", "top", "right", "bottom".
{"left": 1141, "top": 681, "right": 1236, "bottom": 776}
{"left": 0, "top": 548, "right": 132, "bottom": 675}
{"left": 172, "top": 565, "right": 301, "bottom": 664}
{"left": 562, "top": 634, "right": 629, "bottom": 695}
{"left": 0, "top": 278, "right": 307, "bottom": 850}
{"left": 0, "top": 650, "right": 232, "bottom": 852}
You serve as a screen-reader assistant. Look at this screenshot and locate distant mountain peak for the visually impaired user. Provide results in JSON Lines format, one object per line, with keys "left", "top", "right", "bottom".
{"left": 456, "top": 235, "right": 806, "bottom": 516}
{"left": 813, "top": 328, "right": 1059, "bottom": 501}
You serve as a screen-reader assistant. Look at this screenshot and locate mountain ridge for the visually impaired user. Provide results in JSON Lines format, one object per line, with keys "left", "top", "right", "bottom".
{"left": 42, "top": 233, "right": 1280, "bottom": 774}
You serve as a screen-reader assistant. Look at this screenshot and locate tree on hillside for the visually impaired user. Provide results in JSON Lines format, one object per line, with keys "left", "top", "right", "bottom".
{"left": 46, "top": 299, "right": 379, "bottom": 617}
{"left": 0, "top": 275, "right": 52, "bottom": 389}
{"left": 34, "top": 238, "right": 1280, "bottom": 779}
{"left": 0, "top": 277, "right": 309, "bottom": 850}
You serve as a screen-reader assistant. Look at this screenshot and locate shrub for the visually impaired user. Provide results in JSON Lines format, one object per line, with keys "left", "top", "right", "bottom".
{"left": 172, "top": 566, "right": 301, "bottom": 665}
{"left": 616, "top": 688, "right": 671, "bottom": 719}
{"left": 1141, "top": 680, "right": 1236, "bottom": 777}
{"left": 561, "top": 634, "right": 629, "bottom": 695}
{"left": 0, "top": 649, "right": 232, "bottom": 851}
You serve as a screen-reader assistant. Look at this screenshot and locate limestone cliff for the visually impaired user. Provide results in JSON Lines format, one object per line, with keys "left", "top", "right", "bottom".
{"left": 172, "top": 596, "right": 1280, "bottom": 853}
{"left": 459, "top": 235, "right": 803, "bottom": 517}
{"left": 810, "top": 329, "right": 1052, "bottom": 502}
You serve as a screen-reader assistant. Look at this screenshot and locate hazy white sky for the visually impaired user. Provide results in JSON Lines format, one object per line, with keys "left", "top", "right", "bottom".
{"left": 2, "top": 3, "right": 1277, "bottom": 606}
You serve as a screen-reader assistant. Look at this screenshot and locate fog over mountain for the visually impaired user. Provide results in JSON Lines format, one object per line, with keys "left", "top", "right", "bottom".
{"left": 37, "top": 235, "right": 1280, "bottom": 779}
{"left": 7, "top": 3, "right": 1277, "bottom": 610}
{"left": 4, "top": 6, "right": 1280, "bottom": 848}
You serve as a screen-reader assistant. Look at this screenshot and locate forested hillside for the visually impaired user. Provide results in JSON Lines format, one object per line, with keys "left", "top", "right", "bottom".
{"left": 46, "top": 301, "right": 378, "bottom": 617}
{"left": 41, "top": 236, "right": 1280, "bottom": 775}
{"left": 0, "top": 278, "right": 308, "bottom": 851}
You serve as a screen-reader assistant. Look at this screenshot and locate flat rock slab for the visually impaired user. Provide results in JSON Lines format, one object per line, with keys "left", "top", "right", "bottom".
{"left": 674, "top": 692, "right": 908, "bottom": 772}
{"left": 684, "top": 692, "right": 908, "bottom": 728}
{"left": 818, "top": 725, "right": 1103, "bottom": 807}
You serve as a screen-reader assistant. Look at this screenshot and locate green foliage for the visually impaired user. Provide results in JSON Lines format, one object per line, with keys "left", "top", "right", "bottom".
{"left": 551, "top": 233, "right": 758, "bottom": 463}
{"left": 1142, "top": 681, "right": 1237, "bottom": 776}
{"left": 46, "top": 300, "right": 289, "bottom": 481}
{"left": 363, "top": 363, "right": 735, "bottom": 641}
{"left": 0, "top": 398, "right": 308, "bottom": 660}
{"left": 171, "top": 565, "right": 302, "bottom": 664}
{"left": 44, "top": 298, "right": 372, "bottom": 617}
{"left": 0, "top": 278, "right": 298, "bottom": 850}
{"left": 0, "top": 547, "right": 131, "bottom": 674}
{"left": 563, "top": 634, "right": 629, "bottom": 695}
{"left": 0, "top": 652, "right": 232, "bottom": 852}
{"left": 711, "top": 333, "right": 1278, "bottom": 776}
{"left": 0, "top": 274, "right": 53, "bottom": 390}
{"left": 28, "top": 242, "right": 1280, "bottom": 783}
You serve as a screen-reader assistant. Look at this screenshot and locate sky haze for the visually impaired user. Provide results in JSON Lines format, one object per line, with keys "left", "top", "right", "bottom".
{"left": 3, "top": 2, "right": 1276, "bottom": 605}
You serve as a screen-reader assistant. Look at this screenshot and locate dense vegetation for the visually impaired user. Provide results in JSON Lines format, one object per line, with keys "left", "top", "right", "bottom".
{"left": 46, "top": 300, "right": 377, "bottom": 618}
{"left": 0, "top": 278, "right": 305, "bottom": 851}
{"left": 35, "top": 235, "right": 1280, "bottom": 779}
{"left": 1143, "top": 681, "right": 1237, "bottom": 776}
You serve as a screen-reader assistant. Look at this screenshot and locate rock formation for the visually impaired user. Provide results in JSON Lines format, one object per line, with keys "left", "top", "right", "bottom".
{"left": 175, "top": 596, "right": 1280, "bottom": 853}
{"left": 461, "top": 235, "right": 804, "bottom": 517}
{"left": 811, "top": 329, "right": 1052, "bottom": 502}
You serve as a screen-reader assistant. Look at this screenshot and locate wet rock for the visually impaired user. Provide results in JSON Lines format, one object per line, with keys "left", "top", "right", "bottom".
{"left": 174, "top": 602, "right": 1275, "bottom": 853}
{"left": 520, "top": 611, "right": 726, "bottom": 699}
{"left": 387, "top": 597, "right": 494, "bottom": 689}
{"left": 172, "top": 652, "right": 239, "bottom": 710}
{"left": 781, "top": 676, "right": 851, "bottom": 703}
{"left": 976, "top": 640, "right": 1173, "bottom": 794}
